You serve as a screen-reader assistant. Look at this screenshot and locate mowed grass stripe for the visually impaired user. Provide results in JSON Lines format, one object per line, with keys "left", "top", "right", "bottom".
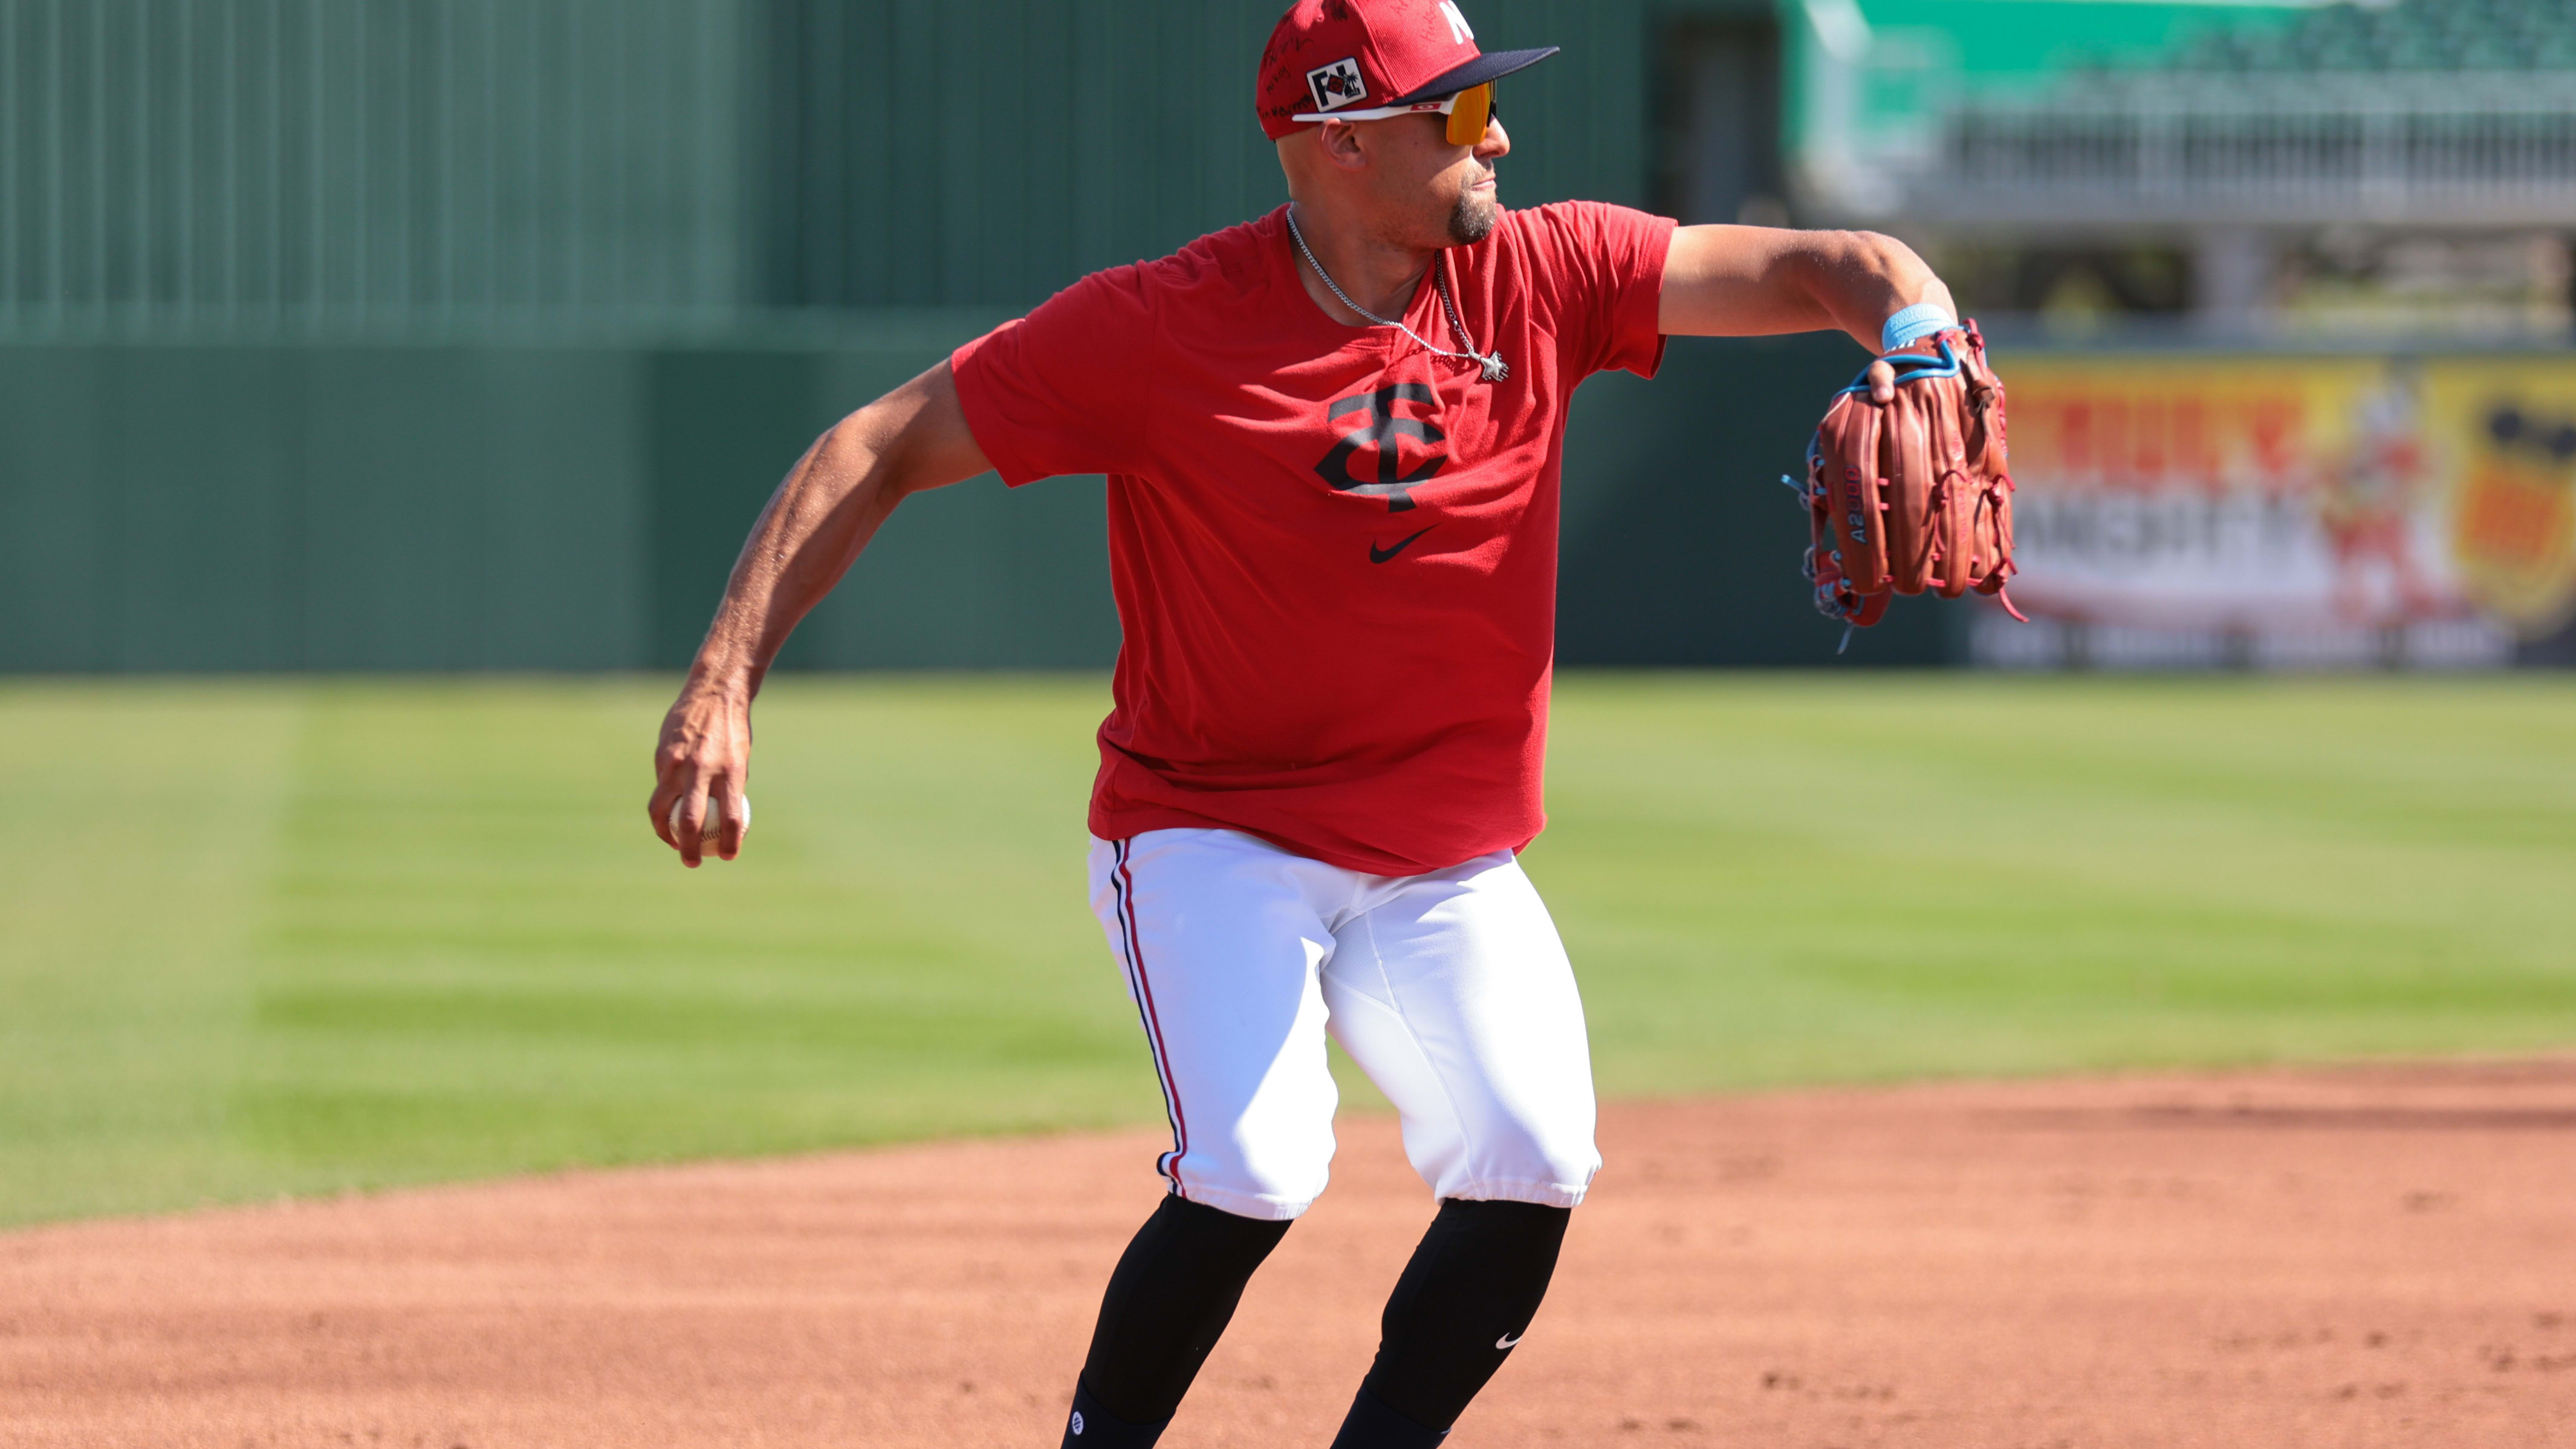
{"left": 231, "top": 679, "right": 1140, "bottom": 1201}
{"left": 0, "top": 684, "right": 297, "bottom": 1220}
{"left": 1539, "top": 676, "right": 2576, "bottom": 1092}
{"left": 3, "top": 674, "right": 2571, "bottom": 1227}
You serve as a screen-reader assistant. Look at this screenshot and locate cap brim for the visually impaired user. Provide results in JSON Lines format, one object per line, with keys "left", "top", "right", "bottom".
{"left": 1386, "top": 47, "right": 1559, "bottom": 107}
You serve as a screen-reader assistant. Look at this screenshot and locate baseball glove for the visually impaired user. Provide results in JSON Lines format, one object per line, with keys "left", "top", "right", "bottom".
{"left": 1789, "top": 321, "right": 2022, "bottom": 642}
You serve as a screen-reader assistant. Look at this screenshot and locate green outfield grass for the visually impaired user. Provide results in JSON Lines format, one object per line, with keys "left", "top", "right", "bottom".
{"left": 5, "top": 674, "right": 2572, "bottom": 1227}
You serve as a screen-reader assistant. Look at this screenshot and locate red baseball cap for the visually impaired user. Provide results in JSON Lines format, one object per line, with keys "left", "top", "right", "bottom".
{"left": 1256, "top": 0, "right": 1558, "bottom": 142}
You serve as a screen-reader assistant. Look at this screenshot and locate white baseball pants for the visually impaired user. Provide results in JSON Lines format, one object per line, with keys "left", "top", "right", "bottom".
{"left": 1087, "top": 827, "right": 1600, "bottom": 1222}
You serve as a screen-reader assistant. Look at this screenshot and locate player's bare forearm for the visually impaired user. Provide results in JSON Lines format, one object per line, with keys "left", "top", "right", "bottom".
{"left": 1656, "top": 226, "right": 1955, "bottom": 356}
{"left": 648, "top": 360, "right": 991, "bottom": 865}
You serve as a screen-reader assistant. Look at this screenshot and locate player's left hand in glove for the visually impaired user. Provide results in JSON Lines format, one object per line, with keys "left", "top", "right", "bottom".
{"left": 1789, "top": 318, "right": 2023, "bottom": 645}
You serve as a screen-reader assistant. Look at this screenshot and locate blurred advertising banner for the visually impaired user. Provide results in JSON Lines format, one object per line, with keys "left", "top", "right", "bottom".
{"left": 1978, "top": 351, "right": 2576, "bottom": 669}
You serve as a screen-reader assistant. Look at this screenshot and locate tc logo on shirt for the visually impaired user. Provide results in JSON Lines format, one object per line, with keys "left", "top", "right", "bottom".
{"left": 1317, "top": 383, "right": 1449, "bottom": 513}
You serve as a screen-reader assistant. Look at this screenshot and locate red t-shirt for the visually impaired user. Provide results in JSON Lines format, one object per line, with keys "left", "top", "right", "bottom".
{"left": 950, "top": 201, "right": 1674, "bottom": 875}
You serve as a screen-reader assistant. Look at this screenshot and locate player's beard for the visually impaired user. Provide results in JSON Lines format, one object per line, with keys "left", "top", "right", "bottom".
{"left": 1447, "top": 175, "right": 1500, "bottom": 245}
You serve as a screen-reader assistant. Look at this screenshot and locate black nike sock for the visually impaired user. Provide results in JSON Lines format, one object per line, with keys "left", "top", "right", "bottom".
{"left": 1327, "top": 1198, "right": 1574, "bottom": 1448}
{"left": 1058, "top": 1194, "right": 1293, "bottom": 1448}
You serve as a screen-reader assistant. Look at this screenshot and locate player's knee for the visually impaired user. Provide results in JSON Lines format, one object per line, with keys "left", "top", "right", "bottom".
{"left": 1527, "top": 1133, "right": 1602, "bottom": 1199}
{"left": 1178, "top": 1137, "right": 1334, "bottom": 1220}
{"left": 1471, "top": 1109, "right": 1600, "bottom": 1203}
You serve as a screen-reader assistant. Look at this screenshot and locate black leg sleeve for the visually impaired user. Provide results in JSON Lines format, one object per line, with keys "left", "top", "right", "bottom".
{"left": 1328, "top": 1199, "right": 1573, "bottom": 1448}
{"left": 1059, "top": 1195, "right": 1293, "bottom": 1448}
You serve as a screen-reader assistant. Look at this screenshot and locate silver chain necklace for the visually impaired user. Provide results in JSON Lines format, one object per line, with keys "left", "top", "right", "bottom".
{"left": 1285, "top": 205, "right": 1508, "bottom": 383}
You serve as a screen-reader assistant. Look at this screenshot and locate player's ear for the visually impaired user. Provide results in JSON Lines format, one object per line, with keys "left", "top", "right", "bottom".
{"left": 1314, "top": 119, "right": 1371, "bottom": 172}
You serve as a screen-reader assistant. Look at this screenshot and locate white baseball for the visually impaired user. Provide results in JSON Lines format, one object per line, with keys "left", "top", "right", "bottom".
{"left": 669, "top": 792, "right": 750, "bottom": 845}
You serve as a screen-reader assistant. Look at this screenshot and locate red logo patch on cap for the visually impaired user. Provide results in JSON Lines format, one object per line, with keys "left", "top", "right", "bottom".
{"left": 1306, "top": 57, "right": 1367, "bottom": 112}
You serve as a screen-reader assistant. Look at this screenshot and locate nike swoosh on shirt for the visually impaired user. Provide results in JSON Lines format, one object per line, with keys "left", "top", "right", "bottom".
{"left": 1369, "top": 526, "right": 1434, "bottom": 564}
{"left": 1496, "top": 1331, "right": 1525, "bottom": 1350}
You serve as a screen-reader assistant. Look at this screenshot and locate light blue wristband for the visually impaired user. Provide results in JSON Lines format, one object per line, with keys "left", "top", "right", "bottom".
{"left": 1880, "top": 303, "right": 1956, "bottom": 353}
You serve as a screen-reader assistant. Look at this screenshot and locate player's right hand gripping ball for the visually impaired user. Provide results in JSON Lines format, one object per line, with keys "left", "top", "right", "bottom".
{"left": 1793, "top": 321, "right": 2023, "bottom": 633}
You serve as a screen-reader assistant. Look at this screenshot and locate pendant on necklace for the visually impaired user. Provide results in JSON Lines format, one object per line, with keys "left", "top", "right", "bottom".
{"left": 1479, "top": 353, "right": 1510, "bottom": 383}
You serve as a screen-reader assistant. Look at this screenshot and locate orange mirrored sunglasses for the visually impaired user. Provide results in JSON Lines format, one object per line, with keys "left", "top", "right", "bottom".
{"left": 1439, "top": 82, "right": 1494, "bottom": 146}
{"left": 1291, "top": 82, "right": 1496, "bottom": 145}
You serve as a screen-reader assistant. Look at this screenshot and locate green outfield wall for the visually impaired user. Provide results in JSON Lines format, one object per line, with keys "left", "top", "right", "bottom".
{"left": 754, "top": 0, "right": 1653, "bottom": 310}
{"left": 1, "top": 0, "right": 1652, "bottom": 328}
{"left": 0, "top": 0, "right": 2304, "bottom": 331}
{"left": 0, "top": 0, "right": 2003, "bottom": 673}
{"left": 5, "top": 0, "right": 1905, "bottom": 673}
{"left": 0, "top": 324, "right": 1938, "bottom": 672}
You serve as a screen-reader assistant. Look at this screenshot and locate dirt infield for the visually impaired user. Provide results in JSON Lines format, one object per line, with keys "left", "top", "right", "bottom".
{"left": 7, "top": 1062, "right": 2574, "bottom": 1448}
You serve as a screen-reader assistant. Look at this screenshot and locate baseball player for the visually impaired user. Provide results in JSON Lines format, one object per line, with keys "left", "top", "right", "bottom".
{"left": 650, "top": 3, "right": 1962, "bottom": 1444}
